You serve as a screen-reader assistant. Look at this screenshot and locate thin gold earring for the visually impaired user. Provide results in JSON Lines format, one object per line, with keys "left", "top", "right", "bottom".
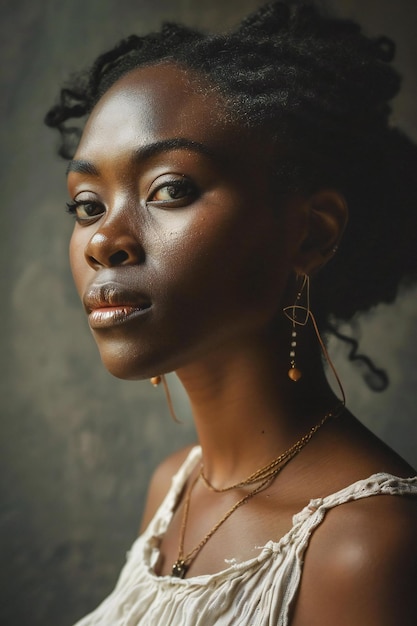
{"left": 283, "top": 275, "right": 346, "bottom": 406}
{"left": 283, "top": 275, "right": 309, "bottom": 382}
{"left": 150, "top": 374, "right": 182, "bottom": 423}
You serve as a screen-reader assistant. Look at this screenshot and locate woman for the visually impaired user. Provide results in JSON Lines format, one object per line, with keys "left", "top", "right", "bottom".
{"left": 46, "top": 2, "right": 417, "bottom": 624}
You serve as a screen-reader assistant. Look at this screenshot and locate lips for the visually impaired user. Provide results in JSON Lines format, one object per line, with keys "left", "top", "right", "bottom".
{"left": 83, "top": 282, "right": 151, "bottom": 329}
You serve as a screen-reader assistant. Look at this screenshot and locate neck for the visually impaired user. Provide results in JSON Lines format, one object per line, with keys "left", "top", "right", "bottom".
{"left": 176, "top": 326, "right": 339, "bottom": 488}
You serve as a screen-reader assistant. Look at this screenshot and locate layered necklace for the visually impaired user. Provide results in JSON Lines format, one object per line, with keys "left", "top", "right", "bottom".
{"left": 171, "top": 403, "right": 343, "bottom": 578}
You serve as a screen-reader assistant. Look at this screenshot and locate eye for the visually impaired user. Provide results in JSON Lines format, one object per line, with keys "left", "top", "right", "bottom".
{"left": 147, "top": 176, "right": 198, "bottom": 207}
{"left": 66, "top": 199, "right": 105, "bottom": 224}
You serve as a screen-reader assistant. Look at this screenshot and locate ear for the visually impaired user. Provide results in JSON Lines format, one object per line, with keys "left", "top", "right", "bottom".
{"left": 293, "top": 189, "right": 348, "bottom": 275}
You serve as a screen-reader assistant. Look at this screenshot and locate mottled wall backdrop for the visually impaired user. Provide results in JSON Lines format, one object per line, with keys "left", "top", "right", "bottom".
{"left": 1, "top": 1, "right": 416, "bottom": 624}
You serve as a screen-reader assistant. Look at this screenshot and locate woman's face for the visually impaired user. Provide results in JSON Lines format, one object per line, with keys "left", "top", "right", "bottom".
{"left": 67, "top": 63, "right": 303, "bottom": 379}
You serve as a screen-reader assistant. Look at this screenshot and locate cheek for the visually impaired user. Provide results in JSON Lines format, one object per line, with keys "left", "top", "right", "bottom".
{"left": 160, "top": 210, "right": 291, "bottom": 326}
{"left": 69, "top": 230, "right": 90, "bottom": 297}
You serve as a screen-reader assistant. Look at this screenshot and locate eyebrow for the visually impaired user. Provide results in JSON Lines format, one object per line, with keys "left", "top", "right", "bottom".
{"left": 66, "top": 137, "right": 215, "bottom": 177}
{"left": 134, "top": 138, "right": 215, "bottom": 161}
{"left": 66, "top": 160, "right": 99, "bottom": 176}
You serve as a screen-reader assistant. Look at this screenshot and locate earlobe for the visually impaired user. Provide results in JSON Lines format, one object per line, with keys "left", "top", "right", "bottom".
{"left": 293, "top": 189, "right": 348, "bottom": 275}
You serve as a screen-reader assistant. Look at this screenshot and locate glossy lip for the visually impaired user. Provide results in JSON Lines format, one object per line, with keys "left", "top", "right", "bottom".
{"left": 83, "top": 282, "right": 152, "bottom": 329}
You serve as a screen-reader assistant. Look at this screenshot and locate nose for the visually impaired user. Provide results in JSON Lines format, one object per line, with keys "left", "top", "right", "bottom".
{"left": 84, "top": 219, "right": 144, "bottom": 269}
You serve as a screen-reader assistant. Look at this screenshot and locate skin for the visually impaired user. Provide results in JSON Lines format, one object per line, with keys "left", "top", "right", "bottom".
{"left": 67, "top": 63, "right": 417, "bottom": 625}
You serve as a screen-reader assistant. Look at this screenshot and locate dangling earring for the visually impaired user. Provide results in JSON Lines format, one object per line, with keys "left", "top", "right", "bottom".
{"left": 283, "top": 275, "right": 309, "bottom": 382}
{"left": 149, "top": 374, "right": 182, "bottom": 423}
{"left": 283, "top": 275, "right": 346, "bottom": 406}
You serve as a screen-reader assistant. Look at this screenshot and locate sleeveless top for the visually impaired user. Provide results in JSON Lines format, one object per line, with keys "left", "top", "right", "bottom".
{"left": 74, "top": 446, "right": 417, "bottom": 626}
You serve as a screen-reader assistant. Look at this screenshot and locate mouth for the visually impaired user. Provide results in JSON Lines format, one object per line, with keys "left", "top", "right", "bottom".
{"left": 88, "top": 305, "right": 151, "bottom": 328}
{"left": 84, "top": 282, "right": 152, "bottom": 329}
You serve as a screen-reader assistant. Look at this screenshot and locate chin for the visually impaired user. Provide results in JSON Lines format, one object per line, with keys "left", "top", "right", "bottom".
{"left": 106, "top": 366, "right": 148, "bottom": 381}
{"left": 96, "top": 343, "right": 155, "bottom": 381}
{"left": 101, "top": 359, "right": 152, "bottom": 381}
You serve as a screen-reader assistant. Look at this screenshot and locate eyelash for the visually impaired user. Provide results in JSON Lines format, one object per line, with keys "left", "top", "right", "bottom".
{"left": 148, "top": 178, "right": 198, "bottom": 204}
{"left": 66, "top": 200, "right": 104, "bottom": 224}
{"left": 66, "top": 177, "right": 198, "bottom": 223}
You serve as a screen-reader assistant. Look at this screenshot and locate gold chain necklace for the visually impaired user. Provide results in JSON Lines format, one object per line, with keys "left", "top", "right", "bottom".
{"left": 171, "top": 404, "right": 343, "bottom": 578}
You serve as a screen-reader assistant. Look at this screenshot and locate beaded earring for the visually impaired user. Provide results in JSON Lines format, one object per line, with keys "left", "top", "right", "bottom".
{"left": 283, "top": 274, "right": 346, "bottom": 405}
{"left": 283, "top": 274, "right": 310, "bottom": 381}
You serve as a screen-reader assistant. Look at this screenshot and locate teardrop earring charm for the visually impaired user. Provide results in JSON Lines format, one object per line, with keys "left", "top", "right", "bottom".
{"left": 150, "top": 376, "right": 162, "bottom": 387}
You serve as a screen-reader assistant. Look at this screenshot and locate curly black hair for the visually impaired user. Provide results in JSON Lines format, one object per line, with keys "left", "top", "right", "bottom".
{"left": 45, "top": 1, "right": 417, "bottom": 387}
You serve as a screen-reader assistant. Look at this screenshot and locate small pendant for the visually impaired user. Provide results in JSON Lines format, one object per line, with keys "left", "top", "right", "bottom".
{"left": 171, "top": 559, "right": 188, "bottom": 578}
{"left": 288, "top": 367, "right": 302, "bottom": 382}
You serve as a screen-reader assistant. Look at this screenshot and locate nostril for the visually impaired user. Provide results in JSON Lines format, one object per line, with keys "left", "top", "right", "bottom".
{"left": 109, "top": 250, "right": 129, "bottom": 266}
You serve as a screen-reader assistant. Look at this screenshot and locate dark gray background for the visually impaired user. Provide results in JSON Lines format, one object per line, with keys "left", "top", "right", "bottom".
{"left": 1, "top": 1, "right": 416, "bottom": 625}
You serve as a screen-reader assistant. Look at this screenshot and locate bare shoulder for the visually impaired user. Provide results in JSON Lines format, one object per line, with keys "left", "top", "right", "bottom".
{"left": 139, "top": 444, "right": 197, "bottom": 534}
{"left": 291, "top": 491, "right": 417, "bottom": 626}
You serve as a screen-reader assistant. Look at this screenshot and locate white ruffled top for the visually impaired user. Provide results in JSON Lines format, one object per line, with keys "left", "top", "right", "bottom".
{"left": 74, "top": 446, "right": 417, "bottom": 626}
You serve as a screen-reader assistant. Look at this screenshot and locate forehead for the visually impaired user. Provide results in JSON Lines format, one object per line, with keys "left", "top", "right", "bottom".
{"left": 77, "top": 63, "right": 237, "bottom": 155}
